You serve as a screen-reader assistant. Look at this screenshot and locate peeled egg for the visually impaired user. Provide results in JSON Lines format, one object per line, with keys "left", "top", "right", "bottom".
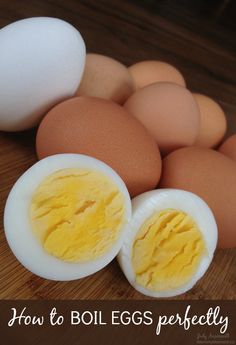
{"left": 0, "top": 17, "right": 85, "bottom": 131}
{"left": 129, "top": 60, "right": 186, "bottom": 89}
{"left": 160, "top": 147, "right": 236, "bottom": 248}
{"left": 4, "top": 154, "right": 132, "bottom": 280}
{"left": 124, "top": 82, "right": 200, "bottom": 155}
{"left": 194, "top": 94, "right": 227, "bottom": 148}
{"left": 218, "top": 134, "right": 236, "bottom": 161}
{"left": 77, "top": 53, "right": 134, "bottom": 104}
{"left": 118, "top": 189, "right": 217, "bottom": 298}
{"left": 36, "top": 96, "right": 162, "bottom": 197}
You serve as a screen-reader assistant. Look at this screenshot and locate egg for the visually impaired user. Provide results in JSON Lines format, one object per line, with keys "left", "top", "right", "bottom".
{"left": 160, "top": 147, "right": 236, "bottom": 248}
{"left": 0, "top": 17, "right": 85, "bottom": 131}
{"left": 118, "top": 189, "right": 217, "bottom": 298}
{"left": 77, "top": 53, "right": 134, "bottom": 104}
{"left": 218, "top": 134, "right": 236, "bottom": 161}
{"left": 4, "top": 154, "right": 132, "bottom": 280}
{"left": 36, "top": 96, "right": 162, "bottom": 197}
{"left": 124, "top": 82, "right": 200, "bottom": 155}
{"left": 129, "top": 60, "right": 186, "bottom": 89}
{"left": 194, "top": 94, "right": 227, "bottom": 148}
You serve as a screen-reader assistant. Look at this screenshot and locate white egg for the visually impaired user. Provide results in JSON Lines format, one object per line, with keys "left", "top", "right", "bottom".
{"left": 118, "top": 189, "right": 217, "bottom": 298}
{"left": 0, "top": 17, "right": 85, "bottom": 131}
{"left": 4, "top": 154, "right": 132, "bottom": 281}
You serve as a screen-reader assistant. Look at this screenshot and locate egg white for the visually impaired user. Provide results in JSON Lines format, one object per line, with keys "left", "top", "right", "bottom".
{"left": 118, "top": 189, "right": 218, "bottom": 298}
{"left": 4, "top": 154, "right": 132, "bottom": 281}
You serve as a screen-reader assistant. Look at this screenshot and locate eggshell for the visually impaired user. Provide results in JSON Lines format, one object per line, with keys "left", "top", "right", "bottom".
{"left": 36, "top": 96, "right": 161, "bottom": 197}
{"left": 124, "top": 82, "right": 200, "bottom": 155}
{"left": 129, "top": 60, "right": 186, "bottom": 89}
{"left": 0, "top": 17, "right": 85, "bottom": 131}
{"left": 218, "top": 135, "right": 236, "bottom": 162}
{"left": 159, "top": 147, "right": 236, "bottom": 248}
{"left": 194, "top": 94, "right": 227, "bottom": 148}
{"left": 77, "top": 54, "right": 134, "bottom": 104}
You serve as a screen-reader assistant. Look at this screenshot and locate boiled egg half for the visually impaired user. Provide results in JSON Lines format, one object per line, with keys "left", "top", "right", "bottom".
{"left": 4, "top": 154, "right": 132, "bottom": 280}
{"left": 118, "top": 189, "right": 217, "bottom": 297}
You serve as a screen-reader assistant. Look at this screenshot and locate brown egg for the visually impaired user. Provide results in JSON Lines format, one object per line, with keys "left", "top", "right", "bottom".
{"left": 124, "top": 82, "right": 200, "bottom": 155}
{"left": 219, "top": 134, "right": 236, "bottom": 161}
{"left": 160, "top": 146, "right": 236, "bottom": 248}
{"left": 129, "top": 60, "right": 186, "bottom": 89}
{"left": 36, "top": 96, "right": 161, "bottom": 197}
{"left": 194, "top": 94, "right": 227, "bottom": 148}
{"left": 77, "top": 53, "right": 135, "bottom": 104}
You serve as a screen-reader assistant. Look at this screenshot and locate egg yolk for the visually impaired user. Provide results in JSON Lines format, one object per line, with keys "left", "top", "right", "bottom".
{"left": 30, "top": 168, "right": 125, "bottom": 262}
{"left": 132, "top": 209, "right": 206, "bottom": 291}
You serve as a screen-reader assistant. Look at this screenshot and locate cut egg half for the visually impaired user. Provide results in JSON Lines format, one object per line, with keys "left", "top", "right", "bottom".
{"left": 4, "top": 154, "right": 132, "bottom": 281}
{"left": 118, "top": 189, "right": 217, "bottom": 298}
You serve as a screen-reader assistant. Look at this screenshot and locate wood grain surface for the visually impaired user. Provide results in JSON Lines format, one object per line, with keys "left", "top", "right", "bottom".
{"left": 0, "top": 0, "right": 235, "bottom": 300}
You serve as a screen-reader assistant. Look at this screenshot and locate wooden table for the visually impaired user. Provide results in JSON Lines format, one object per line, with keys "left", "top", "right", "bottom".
{"left": 0, "top": 0, "right": 235, "bottom": 300}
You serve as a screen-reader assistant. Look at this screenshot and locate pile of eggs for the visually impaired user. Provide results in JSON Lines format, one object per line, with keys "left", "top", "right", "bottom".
{"left": 2, "top": 17, "right": 235, "bottom": 298}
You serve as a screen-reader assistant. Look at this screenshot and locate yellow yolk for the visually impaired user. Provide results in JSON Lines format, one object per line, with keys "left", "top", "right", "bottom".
{"left": 30, "top": 168, "right": 125, "bottom": 262}
{"left": 132, "top": 209, "right": 206, "bottom": 291}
